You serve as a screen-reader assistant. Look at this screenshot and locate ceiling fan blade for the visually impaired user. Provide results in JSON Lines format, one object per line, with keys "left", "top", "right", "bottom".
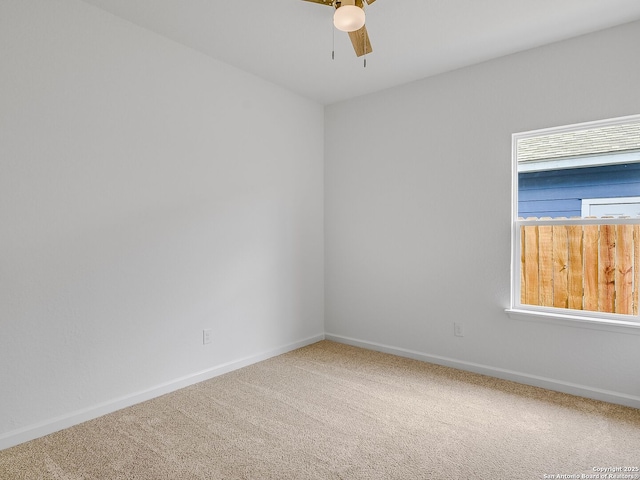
{"left": 364, "top": 0, "right": 377, "bottom": 4}
{"left": 301, "top": 0, "right": 334, "bottom": 6}
{"left": 348, "top": 25, "right": 373, "bottom": 57}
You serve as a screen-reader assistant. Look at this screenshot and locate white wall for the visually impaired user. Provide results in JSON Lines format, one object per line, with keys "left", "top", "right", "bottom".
{"left": 0, "top": 0, "right": 324, "bottom": 447}
{"left": 325, "top": 21, "right": 640, "bottom": 407}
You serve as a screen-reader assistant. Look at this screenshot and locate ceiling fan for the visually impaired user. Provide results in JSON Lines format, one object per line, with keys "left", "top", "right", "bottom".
{"left": 302, "top": 0, "right": 376, "bottom": 57}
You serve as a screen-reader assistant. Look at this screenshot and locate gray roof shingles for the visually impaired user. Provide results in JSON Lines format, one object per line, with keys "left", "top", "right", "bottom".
{"left": 518, "top": 122, "right": 640, "bottom": 162}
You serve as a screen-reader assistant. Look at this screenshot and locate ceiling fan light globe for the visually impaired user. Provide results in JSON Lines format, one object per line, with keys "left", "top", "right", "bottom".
{"left": 333, "top": 5, "right": 365, "bottom": 32}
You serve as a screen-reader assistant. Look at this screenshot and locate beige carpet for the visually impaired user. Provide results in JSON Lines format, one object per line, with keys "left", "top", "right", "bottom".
{"left": 1, "top": 340, "right": 639, "bottom": 479}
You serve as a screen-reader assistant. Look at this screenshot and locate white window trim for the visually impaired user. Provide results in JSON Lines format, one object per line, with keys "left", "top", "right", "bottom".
{"left": 581, "top": 196, "right": 640, "bottom": 217}
{"left": 506, "top": 114, "right": 640, "bottom": 334}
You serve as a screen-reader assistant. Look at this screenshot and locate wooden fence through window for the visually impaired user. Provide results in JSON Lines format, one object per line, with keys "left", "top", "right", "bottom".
{"left": 520, "top": 220, "right": 640, "bottom": 315}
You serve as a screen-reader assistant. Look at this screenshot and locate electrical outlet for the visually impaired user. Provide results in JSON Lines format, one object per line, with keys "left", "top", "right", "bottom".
{"left": 203, "top": 329, "right": 212, "bottom": 345}
{"left": 454, "top": 323, "right": 464, "bottom": 337}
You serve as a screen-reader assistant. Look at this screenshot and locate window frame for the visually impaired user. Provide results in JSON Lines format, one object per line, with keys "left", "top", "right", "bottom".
{"left": 506, "top": 114, "right": 640, "bottom": 335}
{"left": 581, "top": 196, "right": 640, "bottom": 217}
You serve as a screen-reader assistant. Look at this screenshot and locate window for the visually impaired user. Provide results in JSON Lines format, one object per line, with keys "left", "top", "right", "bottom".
{"left": 581, "top": 196, "right": 640, "bottom": 217}
{"left": 508, "top": 114, "right": 640, "bottom": 331}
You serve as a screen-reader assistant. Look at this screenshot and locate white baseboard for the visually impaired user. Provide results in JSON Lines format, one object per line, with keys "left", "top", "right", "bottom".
{"left": 0, "top": 334, "right": 325, "bottom": 451}
{"left": 325, "top": 333, "right": 640, "bottom": 410}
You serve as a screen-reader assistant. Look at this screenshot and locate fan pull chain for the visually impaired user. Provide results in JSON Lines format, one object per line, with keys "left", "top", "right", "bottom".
{"left": 332, "top": 22, "right": 335, "bottom": 60}
{"left": 363, "top": 31, "right": 367, "bottom": 68}
{"left": 362, "top": 5, "right": 367, "bottom": 68}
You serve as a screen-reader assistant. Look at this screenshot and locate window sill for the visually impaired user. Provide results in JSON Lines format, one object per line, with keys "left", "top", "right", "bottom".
{"left": 505, "top": 308, "right": 640, "bottom": 335}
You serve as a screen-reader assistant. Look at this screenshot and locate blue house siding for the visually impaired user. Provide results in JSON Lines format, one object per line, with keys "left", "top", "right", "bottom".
{"left": 518, "top": 163, "right": 640, "bottom": 218}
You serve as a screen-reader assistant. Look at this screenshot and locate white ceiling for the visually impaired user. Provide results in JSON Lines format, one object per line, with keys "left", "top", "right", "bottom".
{"left": 80, "top": 0, "right": 640, "bottom": 105}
